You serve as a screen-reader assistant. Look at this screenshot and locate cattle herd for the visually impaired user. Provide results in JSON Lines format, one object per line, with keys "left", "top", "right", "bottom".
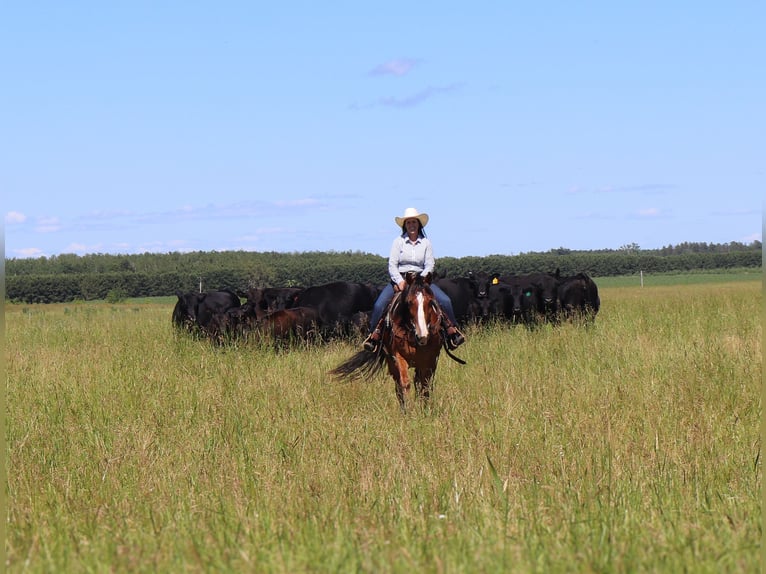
{"left": 172, "top": 270, "right": 600, "bottom": 346}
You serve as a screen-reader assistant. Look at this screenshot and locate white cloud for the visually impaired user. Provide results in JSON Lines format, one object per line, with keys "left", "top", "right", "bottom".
{"left": 637, "top": 208, "right": 661, "bottom": 217}
{"left": 378, "top": 83, "right": 464, "bottom": 108}
{"left": 35, "top": 217, "right": 62, "bottom": 233}
{"left": 574, "top": 211, "right": 615, "bottom": 220}
{"left": 274, "top": 198, "right": 322, "bottom": 208}
{"left": 370, "top": 58, "right": 419, "bottom": 77}
{"left": 711, "top": 208, "right": 762, "bottom": 216}
{"left": 5, "top": 211, "right": 26, "bottom": 224}
{"left": 239, "top": 227, "right": 290, "bottom": 240}
{"left": 13, "top": 247, "right": 44, "bottom": 258}
{"left": 568, "top": 184, "right": 676, "bottom": 195}
{"left": 65, "top": 242, "right": 114, "bottom": 254}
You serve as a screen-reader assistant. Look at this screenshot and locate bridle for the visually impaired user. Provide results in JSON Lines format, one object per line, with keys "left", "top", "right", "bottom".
{"left": 389, "top": 282, "right": 440, "bottom": 346}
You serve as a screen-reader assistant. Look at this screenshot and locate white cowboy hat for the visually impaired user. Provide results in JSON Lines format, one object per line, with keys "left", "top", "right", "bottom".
{"left": 395, "top": 207, "right": 429, "bottom": 228}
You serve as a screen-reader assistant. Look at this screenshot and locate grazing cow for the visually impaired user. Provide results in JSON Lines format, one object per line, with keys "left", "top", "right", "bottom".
{"left": 195, "top": 289, "right": 242, "bottom": 329}
{"left": 557, "top": 272, "right": 600, "bottom": 322}
{"left": 256, "top": 306, "right": 322, "bottom": 347}
{"left": 205, "top": 301, "right": 264, "bottom": 343}
{"left": 434, "top": 276, "right": 481, "bottom": 326}
{"left": 244, "top": 286, "right": 304, "bottom": 313}
{"left": 172, "top": 289, "right": 242, "bottom": 332}
{"left": 292, "top": 281, "right": 379, "bottom": 338}
{"left": 172, "top": 292, "right": 198, "bottom": 332}
{"left": 258, "top": 307, "right": 319, "bottom": 342}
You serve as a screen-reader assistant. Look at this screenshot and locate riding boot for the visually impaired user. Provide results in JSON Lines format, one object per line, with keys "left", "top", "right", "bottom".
{"left": 441, "top": 316, "right": 466, "bottom": 350}
{"left": 362, "top": 318, "right": 385, "bottom": 352}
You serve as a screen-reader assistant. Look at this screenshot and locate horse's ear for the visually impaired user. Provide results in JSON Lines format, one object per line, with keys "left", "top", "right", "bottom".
{"left": 423, "top": 272, "right": 433, "bottom": 284}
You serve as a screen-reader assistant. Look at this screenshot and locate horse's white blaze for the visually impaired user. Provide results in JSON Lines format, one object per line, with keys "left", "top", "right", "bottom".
{"left": 415, "top": 291, "right": 428, "bottom": 339}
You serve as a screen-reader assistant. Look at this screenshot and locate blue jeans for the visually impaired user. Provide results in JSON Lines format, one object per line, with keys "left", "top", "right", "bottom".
{"left": 369, "top": 282, "right": 458, "bottom": 333}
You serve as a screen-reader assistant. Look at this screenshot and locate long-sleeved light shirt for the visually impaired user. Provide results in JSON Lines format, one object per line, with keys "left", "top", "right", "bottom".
{"left": 388, "top": 234, "right": 435, "bottom": 284}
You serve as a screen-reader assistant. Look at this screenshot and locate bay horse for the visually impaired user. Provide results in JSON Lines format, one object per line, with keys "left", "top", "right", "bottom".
{"left": 330, "top": 272, "right": 465, "bottom": 411}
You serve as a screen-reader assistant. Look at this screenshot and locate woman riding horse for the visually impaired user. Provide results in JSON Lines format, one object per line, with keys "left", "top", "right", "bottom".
{"left": 363, "top": 207, "right": 465, "bottom": 352}
{"left": 331, "top": 271, "right": 451, "bottom": 411}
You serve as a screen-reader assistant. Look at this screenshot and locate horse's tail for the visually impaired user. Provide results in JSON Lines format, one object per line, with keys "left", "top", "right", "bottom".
{"left": 329, "top": 348, "right": 385, "bottom": 382}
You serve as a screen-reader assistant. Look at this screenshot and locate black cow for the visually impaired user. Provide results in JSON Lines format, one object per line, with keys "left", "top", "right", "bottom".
{"left": 434, "top": 276, "right": 481, "bottom": 326}
{"left": 475, "top": 280, "right": 506, "bottom": 322}
{"left": 465, "top": 270, "right": 498, "bottom": 323}
{"left": 527, "top": 271, "right": 561, "bottom": 323}
{"left": 204, "top": 300, "right": 264, "bottom": 343}
{"left": 471, "top": 271, "right": 529, "bottom": 323}
{"left": 467, "top": 270, "right": 494, "bottom": 300}
{"left": 292, "top": 281, "right": 379, "bottom": 338}
{"left": 172, "top": 289, "right": 242, "bottom": 333}
{"left": 493, "top": 274, "right": 539, "bottom": 326}
{"left": 244, "top": 286, "right": 304, "bottom": 313}
{"left": 172, "top": 292, "right": 198, "bottom": 332}
{"left": 557, "top": 272, "right": 600, "bottom": 322}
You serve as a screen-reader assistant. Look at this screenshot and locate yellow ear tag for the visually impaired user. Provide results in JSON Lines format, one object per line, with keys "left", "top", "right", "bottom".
{"left": 492, "top": 278, "right": 499, "bottom": 284}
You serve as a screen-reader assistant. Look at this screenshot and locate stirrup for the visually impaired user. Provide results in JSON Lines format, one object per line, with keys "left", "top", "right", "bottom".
{"left": 446, "top": 327, "right": 465, "bottom": 350}
{"left": 363, "top": 330, "right": 381, "bottom": 352}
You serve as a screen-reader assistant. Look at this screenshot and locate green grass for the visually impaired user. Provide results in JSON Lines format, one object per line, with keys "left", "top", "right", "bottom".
{"left": 5, "top": 280, "right": 762, "bottom": 572}
{"left": 595, "top": 268, "right": 762, "bottom": 288}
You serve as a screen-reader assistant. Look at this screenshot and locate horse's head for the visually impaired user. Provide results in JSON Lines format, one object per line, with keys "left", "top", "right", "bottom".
{"left": 401, "top": 272, "right": 440, "bottom": 346}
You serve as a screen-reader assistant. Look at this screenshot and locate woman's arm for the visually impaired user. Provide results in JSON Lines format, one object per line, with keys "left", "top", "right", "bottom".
{"left": 388, "top": 237, "right": 404, "bottom": 284}
{"left": 422, "top": 238, "right": 435, "bottom": 275}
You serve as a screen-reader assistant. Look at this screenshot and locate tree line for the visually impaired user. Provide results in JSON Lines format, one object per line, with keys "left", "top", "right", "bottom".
{"left": 5, "top": 241, "right": 762, "bottom": 304}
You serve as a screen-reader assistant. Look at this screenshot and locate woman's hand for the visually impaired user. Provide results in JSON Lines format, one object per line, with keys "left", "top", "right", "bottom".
{"left": 395, "top": 280, "right": 407, "bottom": 292}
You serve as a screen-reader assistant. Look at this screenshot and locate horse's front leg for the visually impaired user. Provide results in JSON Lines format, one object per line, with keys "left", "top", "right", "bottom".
{"left": 387, "top": 355, "right": 411, "bottom": 412}
{"left": 414, "top": 367, "right": 436, "bottom": 402}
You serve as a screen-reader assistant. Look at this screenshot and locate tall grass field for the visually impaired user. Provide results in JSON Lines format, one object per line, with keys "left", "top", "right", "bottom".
{"left": 6, "top": 278, "right": 762, "bottom": 572}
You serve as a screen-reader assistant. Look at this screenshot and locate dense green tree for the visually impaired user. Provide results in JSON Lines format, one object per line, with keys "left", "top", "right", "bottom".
{"left": 5, "top": 242, "right": 761, "bottom": 303}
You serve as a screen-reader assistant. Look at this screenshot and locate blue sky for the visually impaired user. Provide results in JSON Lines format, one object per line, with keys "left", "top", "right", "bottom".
{"left": 3, "top": 2, "right": 763, "bottom": 260}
